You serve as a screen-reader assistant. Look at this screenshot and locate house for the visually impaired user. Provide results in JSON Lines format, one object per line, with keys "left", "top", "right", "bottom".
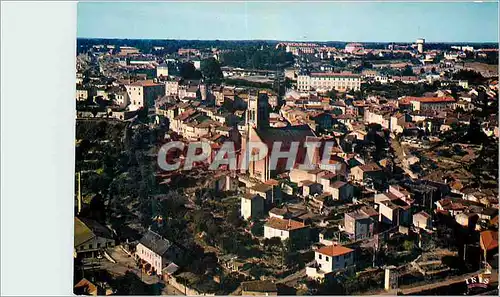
{"left": 306, "top": 245, "right": 355, "bottom": 280}
{"left": 264, "top": 217, "right": 310, "bottom": 248}
{"left": 135, "top": 230, "right": 185, "bottom": 276}
{"left": 74, "top": 217, "right": 115, "bottom": 258}
{"left": 74, "top": 278, "right": 98, "bottom": 296}
{"left": 240, "top": 193, "right": 265, "bottom": 220}
{"left": 156, "top": 64, "right": 169, "bottom": 78}
{"left": 344, "top": 207, "right": 377, "bottom": 240}
{"left": 302, "top": 180, "right": 323, "bottom": 197}
{"left": 435, "top": 198, "right": 467, "bottom": 216}
{"left": 413, "top": 211, "right": 432, "bottom": 230}
{"left": 480, "top": 230, "right": 499, "bottom": 263}
{"left": 377, "top": 199, "right": 411, "bottom": 227}
{"left": 350, "top": 163, "right": 384, "bottom": 186}
{"left": 310, "top": 192, "right": 333, "bottom": 210}
{"left": 248, "top": 182, "right": 281, "bottom": 205}
{"left": 388, "top": 185, "right": 413, "bottom": 204}
{"left": 405, "top": 96, "right": 456, "bottom": 112}
{"left": 455, "top": 212, "right": 479, "bottom": 229}
{"left": 289, "top": 168, "right": 326, "bottom": 186}
{"left": 125, "top": 80, "right": 165, "bottom": 111}
{"left": 329, "top": 181, "right": 354, "bottom": 201}
{"left": 240, "top": 280, "right": 278, "bottom": 296}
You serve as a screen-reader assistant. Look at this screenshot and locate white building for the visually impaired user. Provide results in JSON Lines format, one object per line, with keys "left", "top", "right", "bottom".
{"left": 297, "top": 72, "right": 361, "bottom": 92}
{"left": 156, "top": 64, "right": 169, "bottom": 78}
{"left": 264, "top": 217, "right": 310, "bottom": 245}
{"left": 240, "top": 193, "right": 265, "bottom": 220}
{"left": 125, "top": 80, "right": 165, "bottom": 111}
{"left": 306, "top": 245, "right": 354, "bottom": 279}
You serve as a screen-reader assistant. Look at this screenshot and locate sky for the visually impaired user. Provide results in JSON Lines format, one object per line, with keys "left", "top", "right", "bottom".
{"left": 77, "top": 1, "right": 499, "bottom": 43}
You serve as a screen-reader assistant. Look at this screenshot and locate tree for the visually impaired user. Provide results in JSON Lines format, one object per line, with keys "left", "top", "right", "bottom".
{"left": 179, "top": 62, "right": 202, "bottom": 80}
{"left": 401, "top": 65, "right": 414, "bottom": 76}
{"left": 201, "top": 58, "right": 223, "bottom": 83}
{"left": 403, "top": 240, "right": 415, "bottom": 251}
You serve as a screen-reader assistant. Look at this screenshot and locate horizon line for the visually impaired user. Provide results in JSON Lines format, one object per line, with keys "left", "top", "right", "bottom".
{"left": 76, "top": 37, "right": 500, "bottom": 44}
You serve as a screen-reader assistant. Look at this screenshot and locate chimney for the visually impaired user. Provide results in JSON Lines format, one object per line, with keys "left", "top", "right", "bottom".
{"left": 287, "top": 219, "right": 292, "bottom": 229}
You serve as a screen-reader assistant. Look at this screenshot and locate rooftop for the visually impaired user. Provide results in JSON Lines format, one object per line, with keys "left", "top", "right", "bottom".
{"left": 241, "top": 280, "right": 277, "bottom": 293}
{"left": 317, "top": 244, "right": 354, "bottom": 257}
{"left": 406, "top": 96, "right": 455, "bottom": 103}
{"left": 265, "top": 217, "right": 307, "bottom": 231}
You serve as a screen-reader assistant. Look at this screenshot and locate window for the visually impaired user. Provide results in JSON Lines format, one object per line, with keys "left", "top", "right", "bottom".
{"left": 326, "top": 256, "right": 329, "bottom": 262}
{"left": 88, "top": 244, "right": 92, "bottom": 249}
{"left": 97, "top": 243, "right": 101, "bottom": 248}
{"left": 319, "top": 254, "right": 322, "bottom": 260}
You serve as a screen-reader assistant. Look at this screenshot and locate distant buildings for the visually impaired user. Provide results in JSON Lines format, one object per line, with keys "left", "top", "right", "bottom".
{"left": 345, "top": 43, "right": 364, "bottom": 54}
{"left": 119, "top": 46, "right": 140, "bottom": 55}
{"left": 297, "top": 72, "right": 361, "bottom": 92}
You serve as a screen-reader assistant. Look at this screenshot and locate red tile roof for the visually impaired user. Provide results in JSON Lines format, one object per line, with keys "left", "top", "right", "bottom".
{"left": 407, "top": 96, "right": 455, "bottom": 103}
{"left": 480, "top": 230, "right": 499, "bottom": 251}
{"left": 317, "top": 245, "right": 354, "bottom": 257}
{"left": 265, "top": 217, "right": 306, "bottom": 231}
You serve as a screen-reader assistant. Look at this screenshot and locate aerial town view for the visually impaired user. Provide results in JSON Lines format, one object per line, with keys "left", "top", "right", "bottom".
{"left": 73, "top": 1, "right": 499, "bottom": 295}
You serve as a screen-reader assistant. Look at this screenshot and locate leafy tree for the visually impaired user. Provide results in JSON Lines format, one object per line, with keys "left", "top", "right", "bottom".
{"left": 201, "top": 58, "right": 223, "bottom": 83}
{"left": 452, "top": 69, "right": 483, "bottom": 85}
{"left": 403, "top": 240, "right": 415, "bottom": 251}
{"left": 401, "top": 65, "right": 414, "bottom": 76}
{"left": 179, "top": 62, "right": 202, "bottom": 80}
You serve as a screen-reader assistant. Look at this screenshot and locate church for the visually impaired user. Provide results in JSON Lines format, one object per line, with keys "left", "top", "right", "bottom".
{"left": 240, "top": 90, "right": 317, "bottom": 182}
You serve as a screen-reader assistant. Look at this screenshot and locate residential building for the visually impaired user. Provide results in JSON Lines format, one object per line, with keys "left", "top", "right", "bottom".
{"left": 377, "top": 198, "right": 411, "bottom": 226}
{"left": 125, "top": 80, "right": 165, "bottom": 111}
{"left": 405, "top": 96, "right": 456, "bottom": 112}
{"left": 135, "top": 230, "right": 185, "bottom": 276}
{"left": 156, "top": 64, "right": 169, "bottom": 78}
{"left": 74, "top": 217, "right": 115, "bottom": 258}
{"left": 306, "top": 245, "right": 354, "bottom": 279}
{"left": 74, "top": 278, "right": 98, "bottom": 296}
{"left": 350, "top": 163, "right": 384, "bottom": 185}
{"left": 329, "top": 181, "right": 354, "bottom": 201}
{"left": 344, "top": 207, "right": 378, "bottom": 240}
{"left": 165, "top": 79, "right": 180, "bottom": 96}
{"left": 240, "top": 193, "right": 265, "bottom": 220}
{"left": 413, "top": 211, "right": 432, "bottom": 230}
{"left": 264, "top": 217, "right": 310, "bottom": 248}
{"left": 480, "top": 230, "right": 499, "bottom": 263}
